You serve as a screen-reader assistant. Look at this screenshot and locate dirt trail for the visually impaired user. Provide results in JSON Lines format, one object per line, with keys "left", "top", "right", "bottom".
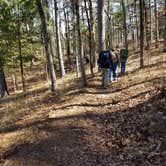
{"left": 0, "top": 48, "right": 166, "bottom": 165}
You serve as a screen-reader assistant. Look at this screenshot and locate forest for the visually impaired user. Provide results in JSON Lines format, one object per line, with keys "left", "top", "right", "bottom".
{"left": 0, "top": 0, "right": 166, "bottom": 165}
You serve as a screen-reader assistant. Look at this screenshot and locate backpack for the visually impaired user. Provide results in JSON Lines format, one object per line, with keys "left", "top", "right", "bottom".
{"left": 120, "top": 49, "right": 128, "bottom": 59}
{"left": 98, "top": 50, "right": 111, "bottom": 68}
{"left": 111, "top": 51, "right": 117, "bottom": 63}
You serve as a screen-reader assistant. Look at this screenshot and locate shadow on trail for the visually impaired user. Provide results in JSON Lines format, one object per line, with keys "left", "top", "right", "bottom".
{"left": 0, "top": 74, "right": 164, "bottom": 134}
{"left": 67, "top": 76, "right": 165, "bottom": 96}
{"left": 0, "top": 86, "right": 49, "bottom": 105}
{"left": 1, "top": 89, "right": 165, "bottom": 165}
{"left": 0, "top": 89, "right": 154, "bottom": 134}
{"left": 127, "top": 60, "right": 166, "bottom": 75}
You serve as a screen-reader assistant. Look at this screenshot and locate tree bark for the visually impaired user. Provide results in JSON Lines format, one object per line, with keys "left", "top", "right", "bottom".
{"left": 145, "top": 4, "right": 150, "bottom": 49}
{"left": 134, "top": 1, "right": 139, "bottom": 47}
{"left": 36, "top": 0, "right": 57, "bottom": 92}
{"left": 97, "top": 0, "right": 105, "bottom": 52}
{"left": 0, "top": 67, "right": 9, "bottom": 97}
{"left": 84, "top": 0, "right": 94, "bottom": 77}
{"left": 88, "top": 0, "right": 96, "bottom": 67}
{"left": 164, "top": 0, "right": 166, "bottom": 52}
{"left": 54, "top": 0, "right": 65, "bottom": 77}
{"left": 17, "top": 3, "right": 26, "bottom": 92}
{"left": 140, "top": 0, "right": 144, "bottom": 68}
{"left": 149, "top": 0, "right": 152, "bottom": 44}
{"left": 64, "top": 8, "right": 71, "bottom": 68}
{"left": 71, "top": 0, "right": 79, "bottom": 77}
{"left": 18, "top": 29, "right": 26, "bottom": 92}
{"left": 154, "top": 0, "right": 159, "bottom": 48}
{"left": 121, "top": 0, "right": 128, "bottom": 50}
{"left": 75, "top": 0, "right": 87, "bottom": 87}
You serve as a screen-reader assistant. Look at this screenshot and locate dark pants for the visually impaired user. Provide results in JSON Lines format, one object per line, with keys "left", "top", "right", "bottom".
{"left": 121, "top": 61, "right": 126, "bottom": 74}
{"left": 110, "top": 63, "right": 118, "bottom": 81}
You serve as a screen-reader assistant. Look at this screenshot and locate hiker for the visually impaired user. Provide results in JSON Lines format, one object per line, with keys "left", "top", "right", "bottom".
{"left": 110, "top": 48, "right": 119, "bottom": 81}
{"left": 120, "top": 46, "right": 128, "bottom": 75}
{"left": 98, "top": 50, "right": 112, "bottom": 88}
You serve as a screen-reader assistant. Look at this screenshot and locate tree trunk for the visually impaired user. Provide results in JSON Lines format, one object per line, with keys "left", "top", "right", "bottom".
{"left": 17, "top": 3, "right": 26, "bottom": 92}
{"left": 54, "top": 0, "right": 65, "bottom": 77}
{"left": 154, "top": 0, "right": 159, "bottom": 48}
{"left": 88, "top": 0, "right": 96, "bottom": 67}
{"left": 149, "top": 0, "right": 152, "bottom": 44}
{"left": 164, "top": 0, "right": 166, "bottom": 52}
{"left": 134, "top": 1, "right": 139, "bottom": 47}
{"left": 97, "top": 0, "right": 105, "bottom": 52}
{"left": 140, "top": 0, "right": 144, "bottom": 68}
{"left": 18, "top": 31, "right": 26, "bottom": 92}
{"left": 145, "top": 4, "right": 150, "bottom": 49}
{"left": 75, "top": 0, "right": 87, "bottom": 87}
{"left": 43, "top": 0, "right": 57, "bottom": 68}
{"left": 64, "top": 8, "right": 71, "bottom": 68}
{"left": 84, "top": 0, "right": 94, "bottom": 77}
{"left": 0, "top": 67, "right": 9, "bottom": 97}
{"left": 121, "top": 0, "right": 128, "bottom": 50}
{"left": 71, "top": 1, "right": 79, "bottom": 77}
{"left": 105, "top": 0, "right": 113, "bottom": 50}
{"left": 36, "top": 0, "right": 57, "bottom": 92}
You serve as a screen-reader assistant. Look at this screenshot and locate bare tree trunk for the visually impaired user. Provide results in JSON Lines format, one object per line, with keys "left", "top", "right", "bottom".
{"left": 75, "top": 0, "right": 87, "bottom": 87}
{"left": 154, "top": 0, "right": 159, "bottom": 48}
{"left": 88, "top": 0, "right": 96, "bottom": 67}
{"left": 17, "top": 3, "right": 26, "bottom": 92}
{"left": 149, "top": 0, "right": 152, "bottom": 44}
{"left": 54, "top": 0, "right": 65, "bottom": 77}
{"left": 84, "top": 0, "right": 94, "bottom": 77}
{"left": 121, "top": 0, "right": 128, "bottom": 50}
{"left": 44, "top": 0, "right": 57, "bottom": 66}
{"left": 18, "top": 35, "right": 26, "bottom": 92}
{"left": 36, "top": 0, "right": 57, "bottom": 92}
{"left": 97, "top": 0, "right": 105, "bottom": 52}
{"left": 64, "top": 8, "right": 71, "bottom": 68}
{"left": 71, "top": 1, "right": 79, "bottom": 76}
{"left": 105, "top": 0, "right": 113, "bottom": 49}
{"left": 140, "top": 0, "right": 144, "bottom": 68}
{"left": 145, "top": 4, "right": 150, "bottom": 49}
{"left": 0, "top": 67, "right": 9, "bottom": 97}
{"left": 135, "top": 1, "right": 139, "bottom": 48}
{"left": 164, "top": 0, "right": 166, "bottom": 52}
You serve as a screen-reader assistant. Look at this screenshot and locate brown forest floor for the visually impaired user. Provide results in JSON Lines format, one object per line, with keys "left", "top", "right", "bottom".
{"left": 0, "top": 46, "right": 166, "bottom": 166}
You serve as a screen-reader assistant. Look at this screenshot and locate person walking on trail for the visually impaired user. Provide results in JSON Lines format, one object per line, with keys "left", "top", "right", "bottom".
{"left": 98, "top": 50, "right": 112, "bottom": 88}
{"left": 110, "top": 48, "right": 119, "bottom": 81}
{"left": 120, "top": 46, "right": 128, "bottom": 75}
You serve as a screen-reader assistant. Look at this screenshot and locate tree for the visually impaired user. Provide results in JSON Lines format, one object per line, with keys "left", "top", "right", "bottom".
{"left": 17, "top": 2, "right": 26, "bottom": 92}
{"left": 0, "top": 63, "right": 9, "bottom": 97}
{"left": 71, "top": 0, "right": 79, "bottom": 77}
{"left": 121, "top": 0, "right": 128, "bottom": 50}
{"left": 163, "top": 0, "right": 166, "bottom": 51}
{"left": 54, "top": 0, "right": 65, "bottom": 77}
{"left": 145, "top": 2, "right": 150, "bottom": 49}
{"left": 75, "top": 0, "right": 87, "bottom": 87}
{"left": 154, "top": 0, "right": 159, "bottom": 48}
{"left": 88, "top": 0, "right": 96, "bottom": 67}
{"left": 83, "top": 0, "right": 94, "bottom": 77}
{"left": 140, "top": 0, "right": 145, "bottom": 68}
{"left": 97, "top": 0, "right": 105, "bottom": 52}
{"left": 63, "top": 6, "right": 71, "bottom": 67}
{"left": 36, "top": 0, "right": 57, "bottom": 92}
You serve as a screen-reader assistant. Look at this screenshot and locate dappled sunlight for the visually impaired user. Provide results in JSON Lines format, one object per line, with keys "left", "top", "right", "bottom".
{"left": 0, "top": 45, "right": 165, "bottom": 165}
